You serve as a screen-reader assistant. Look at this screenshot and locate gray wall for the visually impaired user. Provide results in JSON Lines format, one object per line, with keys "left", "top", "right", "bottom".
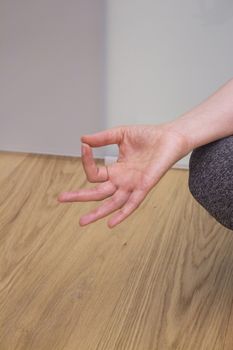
{"left": 0, "top": 0, "right": 106, "bottom": 158}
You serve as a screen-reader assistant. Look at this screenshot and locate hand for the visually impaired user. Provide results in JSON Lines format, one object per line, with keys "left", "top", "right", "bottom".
{"left": 57, "top": 124, "right": 190, "bottom": 228}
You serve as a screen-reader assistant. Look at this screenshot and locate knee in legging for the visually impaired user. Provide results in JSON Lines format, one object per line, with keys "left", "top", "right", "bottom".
{"left": 188, "top": 136, "right": 233, "bottom": 230}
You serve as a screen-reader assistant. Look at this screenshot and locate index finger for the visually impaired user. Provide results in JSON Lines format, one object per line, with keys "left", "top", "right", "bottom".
{"left": 81, "top": 143, "right": 108, "bottom": 183}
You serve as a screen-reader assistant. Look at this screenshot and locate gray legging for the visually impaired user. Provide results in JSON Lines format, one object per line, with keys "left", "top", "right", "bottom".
{"left": 189, "top": 135, "right": 233, "bottom": 230}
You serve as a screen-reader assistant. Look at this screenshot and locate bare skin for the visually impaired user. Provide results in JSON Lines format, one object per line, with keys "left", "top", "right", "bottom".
{"left": 58, "top": 78, "right": 233, "bottom": 228}
{"left": 57, "top": 124, "right": 190, "bottom": 228}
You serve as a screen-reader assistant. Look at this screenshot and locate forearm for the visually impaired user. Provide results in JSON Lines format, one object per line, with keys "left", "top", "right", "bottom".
{"left": 165, "top": 78, "right": 233, "bottom": 153}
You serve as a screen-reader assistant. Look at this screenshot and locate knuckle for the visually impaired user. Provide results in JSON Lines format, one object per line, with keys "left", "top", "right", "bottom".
{"left": 91, "top": 206, "right": 100, "bottom": 216}
{"left": 130, "top": 198, "right": 139, "bottom": 207}
{"left": 118, "top": 208, "right": 126, "bottom": 216}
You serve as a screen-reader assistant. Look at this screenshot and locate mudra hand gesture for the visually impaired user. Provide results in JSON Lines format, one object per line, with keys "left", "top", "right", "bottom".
{"left": 58, "top": 124, "right": 189, "bottom": 228}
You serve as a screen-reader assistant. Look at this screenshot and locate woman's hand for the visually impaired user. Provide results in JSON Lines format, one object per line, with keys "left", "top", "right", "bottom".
{"left": 57, "top": 124, "right": 191, "bottom": 228}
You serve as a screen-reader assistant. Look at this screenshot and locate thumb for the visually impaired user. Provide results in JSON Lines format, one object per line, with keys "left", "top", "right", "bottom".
{"left": 81, "top": 126, "right": 124, "bottom": 147}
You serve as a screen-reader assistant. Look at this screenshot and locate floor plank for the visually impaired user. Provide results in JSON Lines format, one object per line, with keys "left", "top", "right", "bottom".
{"left": 1, "top": 150, "right": 233, "bottom": 350}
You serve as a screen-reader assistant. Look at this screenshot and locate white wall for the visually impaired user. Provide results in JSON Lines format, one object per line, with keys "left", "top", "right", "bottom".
{"left": 1, "top": 1, "right": 233, "bottom": 166}
{"left": 105, "top": 0, "right": 233, "bottom": 167}
{"left": 0, "top": 0, "right": 106, "bottom": 158}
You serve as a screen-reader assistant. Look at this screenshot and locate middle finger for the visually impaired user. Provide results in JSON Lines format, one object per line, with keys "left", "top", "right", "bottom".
{"left": 58, "top": 180, "right": 117, "bottom": 202}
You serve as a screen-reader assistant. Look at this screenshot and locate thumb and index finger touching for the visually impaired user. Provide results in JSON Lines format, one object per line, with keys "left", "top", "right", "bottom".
{"left": 80, "top": 126, "right": 124, "bottom": 183}
{"left": 58, "top": 126, "right": 124, "bottom": 203}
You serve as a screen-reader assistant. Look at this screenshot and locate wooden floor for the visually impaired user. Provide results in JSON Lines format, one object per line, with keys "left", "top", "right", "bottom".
{"left": 1, "top": 151, "right": 233, "bottom": 350}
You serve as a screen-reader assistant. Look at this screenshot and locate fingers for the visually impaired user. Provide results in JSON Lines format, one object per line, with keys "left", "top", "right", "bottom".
{"left": 81, "top": 143, "right": 109, "bottom": 183}
{"left": 79, "top": 189, "right": 131, "bottom": 226}
{"left": 107, "top": 189, "right": 148, "bottom": 228}
{"left": 81, "top": 126, "right": 123, "bottom": 147}
{"left": 58, "top": 180, "right": 116, "bottom": 202}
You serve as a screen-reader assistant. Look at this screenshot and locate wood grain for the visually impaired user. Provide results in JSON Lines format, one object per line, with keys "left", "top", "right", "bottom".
{"left": 1, "top": 150, "right": 233, "bottom": 350}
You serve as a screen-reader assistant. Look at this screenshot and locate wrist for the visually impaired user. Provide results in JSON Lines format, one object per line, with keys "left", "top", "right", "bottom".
{"left": 161, "top": 120, "right": 194, "bottom": 157}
